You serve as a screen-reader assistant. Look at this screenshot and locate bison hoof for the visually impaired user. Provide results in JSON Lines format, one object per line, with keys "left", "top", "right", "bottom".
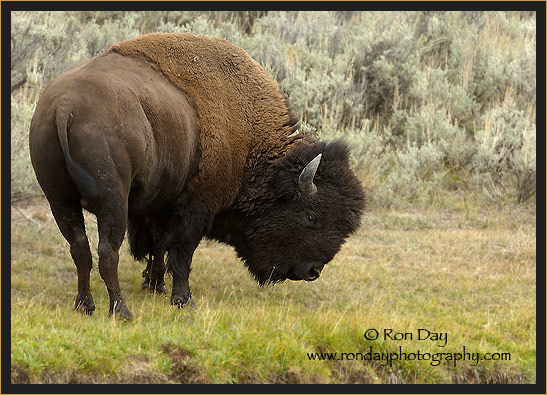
{"left": 141, "top": 278, "right": 167, "bottom": 294}
{"left": 153, "top": 282, "right": 167, "bottom": 294}
{"left": 148, "top": 279, "right": 167, "bottom": 294}
{"left": 110, "top": 300, "right": 133, "bottom": 321}
{"left": 170, "top": 294, "right": 191, "bottom": 308}
{"left": 75, "top": 294, "right": 95, "bottom": 315}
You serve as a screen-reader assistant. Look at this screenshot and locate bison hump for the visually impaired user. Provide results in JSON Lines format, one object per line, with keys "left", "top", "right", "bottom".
{"left": 107, "top": 33, "right": 299, "bottom": 212}
{"left": 107, "top": 33, "right": 291, "bottom": 141}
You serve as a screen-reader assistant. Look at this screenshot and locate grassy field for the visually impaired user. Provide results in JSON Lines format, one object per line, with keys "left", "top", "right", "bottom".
{"left": 10, "top": 197, "right": 536, "bottom": 384}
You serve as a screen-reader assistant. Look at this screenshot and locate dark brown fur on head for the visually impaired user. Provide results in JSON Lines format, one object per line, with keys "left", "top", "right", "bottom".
{"left": 209, "top": 139, "right": 366, "bottom": 285}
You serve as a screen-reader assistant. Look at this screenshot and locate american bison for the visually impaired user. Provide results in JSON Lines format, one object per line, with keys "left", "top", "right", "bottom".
{"left": 29, "top": 33, "right": 365, "bottom": 320}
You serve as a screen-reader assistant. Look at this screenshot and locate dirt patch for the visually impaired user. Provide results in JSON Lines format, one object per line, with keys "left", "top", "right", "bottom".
{"left": 116, "top": 354, "right": 172, "bottom": 384}
{"left": 270, "top": 367, "right": 325, "bottom": 384}
{"left": 160, "top": 343, "right": 211, "bottom": 384}
{"left": 450, "top": 365, "right": 528, "bottom": 384}
{"left": 235, "top": 371, "right": 262, "bottom": 384}
{"left": 328, "top": 361, "right": 380, "bottom": 384}
{"left": 236, "top": 367, "right": 325, "bottom": 384}
{"left": 11, "top": 355, "right": 172, "bottom": 384}
{"left": 11, "top": 363, "right": 31, "bottom": 384}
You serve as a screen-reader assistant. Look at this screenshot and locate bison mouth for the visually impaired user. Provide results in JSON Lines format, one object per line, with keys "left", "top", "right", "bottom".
{"left": 288, "top": 261, "right": 325, "bottom": 282}
{"left": 250, "top": 259, "right": 327, "bottom": 286}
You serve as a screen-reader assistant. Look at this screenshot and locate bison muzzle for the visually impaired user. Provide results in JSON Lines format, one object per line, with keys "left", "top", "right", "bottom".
{"left": 29, "top": 33, "right": 365, "bottom": 320}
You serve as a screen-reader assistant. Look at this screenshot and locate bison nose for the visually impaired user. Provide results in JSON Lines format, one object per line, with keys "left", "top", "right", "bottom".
{"left": 305, "top": 263, "right": 324, "bottom": 281}
{"left": 288, "top": 261, "right": 326, "bottom": 281}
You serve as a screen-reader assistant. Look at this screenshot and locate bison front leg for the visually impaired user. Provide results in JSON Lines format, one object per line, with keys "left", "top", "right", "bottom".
{"left": 165, "top": 200, "right": 209, "bottom": 309}
{"left": 168, "top": 249, "right": 193, "bottom": 307}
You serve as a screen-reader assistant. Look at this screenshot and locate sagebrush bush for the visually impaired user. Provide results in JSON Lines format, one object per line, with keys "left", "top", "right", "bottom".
{"left": 11, "top": 96, "right": 39, "bottom": 202}
{"left": 11, "top": 10, "right": 536, "bottom": 207}
{"left": 472, "top": 100, "right": 536, "bottom": 202}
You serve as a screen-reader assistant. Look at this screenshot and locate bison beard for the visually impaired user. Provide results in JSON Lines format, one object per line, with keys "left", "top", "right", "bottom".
{"left": 29, "top": 33, "right": 365, "bottom": 320}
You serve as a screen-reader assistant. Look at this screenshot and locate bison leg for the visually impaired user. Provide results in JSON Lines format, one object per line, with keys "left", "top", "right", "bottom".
{"left": 50, "top": 202, "right": 95, "bottom": 314}
{"left": 168, "top": 248, "right": 194, "bottom": 308}
{"left": 167, "top": 240, "right": 199, "bottom": 310}
{"left": 141, "top": 254, "right": 153, "bottom": 289}
{"left": 142, "top": 250, "right": 167, "bottom": 294}
{"left": 165, "top": 201, "right": 210, "bottom": 309}
{"left": 150, "top": 248, "right": 167, "bottom": 294}
{"left": 97, "top": 209, "right": 133, "bottom": 320}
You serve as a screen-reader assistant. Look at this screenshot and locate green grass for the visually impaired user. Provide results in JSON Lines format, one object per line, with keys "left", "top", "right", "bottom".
{"left": 10, "top": 198, "right": 536, "bottom": 384}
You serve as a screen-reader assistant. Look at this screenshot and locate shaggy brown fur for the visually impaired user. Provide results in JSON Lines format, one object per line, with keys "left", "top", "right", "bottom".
{"left": 108, "top": 33, "right": 300, "bottom": 213}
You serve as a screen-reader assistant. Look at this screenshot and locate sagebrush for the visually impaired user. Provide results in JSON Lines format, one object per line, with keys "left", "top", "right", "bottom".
{"left": 10, "top": 10, "right": 536, "bottom": 207}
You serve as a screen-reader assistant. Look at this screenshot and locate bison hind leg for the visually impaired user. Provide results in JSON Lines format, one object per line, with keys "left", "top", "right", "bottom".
{"left": 49, "top": 201, "right": 96, "bottom": 315}
{"left": 97, "top": 205, "right": 133, "bottom": 320}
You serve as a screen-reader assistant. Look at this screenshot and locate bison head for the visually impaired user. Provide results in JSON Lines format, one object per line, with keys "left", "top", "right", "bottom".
{"left": 228, "top": 140, "right": 365, "bottom": 285}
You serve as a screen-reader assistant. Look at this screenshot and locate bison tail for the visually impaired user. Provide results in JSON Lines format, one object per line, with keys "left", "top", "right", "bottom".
{"left": 55, "top": 109, "right": 101, "bottom": 200}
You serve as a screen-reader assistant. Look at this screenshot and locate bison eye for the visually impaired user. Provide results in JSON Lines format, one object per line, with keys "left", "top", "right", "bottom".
{"left": 298, "top": 212, "right": 319, "bottom": 228}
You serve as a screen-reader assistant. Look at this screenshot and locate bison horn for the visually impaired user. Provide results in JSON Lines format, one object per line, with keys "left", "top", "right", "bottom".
{"left": 298, "top": 153, "right": 322, "bottom": 196}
